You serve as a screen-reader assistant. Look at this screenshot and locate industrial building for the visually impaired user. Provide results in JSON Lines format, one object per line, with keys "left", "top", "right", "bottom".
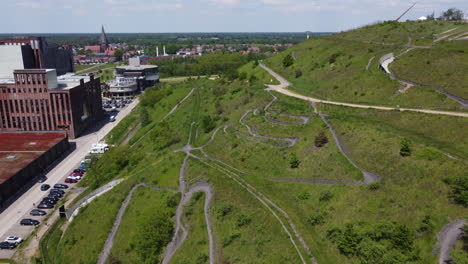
{"left": 0, "top": 69, "right": 104, "bottom": 138}
{"left": 108, "top": 57, "right": 159, "bottom": 98}
{"left": 0, "top": 132, "right": 69, "bottom": 207}
{"left": 0, "top": 37, "right": 74, "bottom": 76}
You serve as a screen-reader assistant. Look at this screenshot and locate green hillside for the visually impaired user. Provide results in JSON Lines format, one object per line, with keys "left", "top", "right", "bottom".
{"left": 36, "top": 21, "right": 468, "bottom": 264}
{"left": 264, "top": 20, "right": 468, "bottom": 110}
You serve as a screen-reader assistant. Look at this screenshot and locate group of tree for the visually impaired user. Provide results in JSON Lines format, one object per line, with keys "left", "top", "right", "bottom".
{"left": 426, "top": 8, "right": 465, "bottom": 21}
{"left": 327, "top": 222, "right": 418, "bottom": 264}
{"left": 148, "top": 52, "right": 258, "bottom": 78}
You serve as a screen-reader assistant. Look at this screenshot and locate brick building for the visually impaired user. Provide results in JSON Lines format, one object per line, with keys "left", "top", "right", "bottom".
{"left": 0, "top": 69, "right": 103, "bottom": 138}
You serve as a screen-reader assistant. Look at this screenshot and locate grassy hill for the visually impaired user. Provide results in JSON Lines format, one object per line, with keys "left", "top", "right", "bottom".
{"left": 34, "top": 21, "right": 468, "bottom": 264}
{"left": 264, "top": 20, "right": 468, "bottom": 110}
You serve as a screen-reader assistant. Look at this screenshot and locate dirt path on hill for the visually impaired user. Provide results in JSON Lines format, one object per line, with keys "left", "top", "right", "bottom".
{"left": 366, "top": 56, "right": 375, "bottom": 71}
{"left": 434, "top": 219, "right": 466, "bottom": 264}
{"left": 131, "top": 88, "right": 195, "bottom": 147}
{"left": 259, "top": 64, "right": 468, "bottom": 118}
{"left": 176, "top": 124, "right": 316, "bottom": 263}
{"left": 97, "top": 184, "right": 177, "bottom": 264}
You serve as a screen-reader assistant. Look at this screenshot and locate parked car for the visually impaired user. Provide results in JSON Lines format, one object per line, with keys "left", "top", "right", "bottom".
{"left": 67, "top": 175, "right": 81, "bottom": 180}
{"left": 40, "top": 184, "right": 50, "bottom": 191}
{"left": 69, "top": 172, "right": 83, "bottom": 177}
{"left": 30, "top": 209, "right": 47, "bottom": 216}
{"left": 4, "top": 236, "right": 22, "bottom": 245}
{"left": 65, "top": 178, "right": 78, "bottom": 183}
{"left": 50, "top": 188, "right": 65, "bottom": 194}
{"left": 37, "top": 203, "right": 53, "bottom": 209}
{"left": 20, "top": 219, "right": 40, "bottom": 226}
{"left": 0, "top": 242, "right": 16, "bottom": 250}
{"left": 109, "top": 115, "right": 116, "bottom": 122}
{"left": 73, "top": 169, "right": 86, "bottom": 174}
{"left": 37, "top": 176, "right": 47, "bottom": 183}
{"left": 42, "top": 197, "right": 58, "bottom": 203}
{"left": 53, "top": 184, "right": 68, "bottom": 189}
{"left": 48, "top": 193, "right": 62, "bottom": 199}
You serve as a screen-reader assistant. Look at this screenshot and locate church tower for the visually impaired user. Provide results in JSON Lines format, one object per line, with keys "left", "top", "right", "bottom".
{"left": 100, "top": 25, "right": 109, "bottom": 53}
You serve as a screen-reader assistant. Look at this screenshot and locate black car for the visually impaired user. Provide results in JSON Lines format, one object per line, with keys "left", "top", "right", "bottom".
{"left": 0, "top": 242, "right": 16, "bottom": 250}
{"left": 20, "top": 219, "right": 40, "bottom": 226}
{"left": 73, "top": 169, "right": 85, "bottom": 174}
{"left": 37, "top": 203, "right": 53, "bottom": 209}
{"left": 37, "top": 176, "right": 47, "bottom": 183}
{"left": 42, "top": 198, "right": 57, "bottom": 205}
{"left": 53, "top": 184, "right": 68, "bottom": 189}
{"left": 30, "top": 209, "right": 47, "bottom": 216}
{"left": 40, "top": 184, "right": 50, "bottom": 191}
{"left": 48, "top": 193, "right": 62, "bottom": 199}
{"left": 50, "top": 189, "right": 65, "bottom": 194}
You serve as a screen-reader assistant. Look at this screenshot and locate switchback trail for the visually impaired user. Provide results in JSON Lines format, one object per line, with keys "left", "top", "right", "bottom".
{"left": 434, "top": 219, "right": 466, "bottom": 264}
{"left": 259, "top": 64, "right": 468, "bottom": 118}
{"left": 97, "top": 184, "right": 177, "bottom": 264}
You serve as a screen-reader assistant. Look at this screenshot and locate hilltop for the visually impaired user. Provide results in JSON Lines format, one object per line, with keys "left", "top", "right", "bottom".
{"left": 264, "top": 20, "right": 468, "bottom": 110}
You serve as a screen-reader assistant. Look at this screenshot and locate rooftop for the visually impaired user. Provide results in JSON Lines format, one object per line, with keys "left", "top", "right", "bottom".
{"left": 116, "top": 65, "right": 158, "bottom": 71}
{"left": 0, "top": 132, "right": 67, "bottom": 183}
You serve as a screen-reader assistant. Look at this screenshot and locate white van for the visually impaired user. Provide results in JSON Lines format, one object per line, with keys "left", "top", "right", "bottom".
{"left": 89, "top": 143, "right": 109, "bottom": 154}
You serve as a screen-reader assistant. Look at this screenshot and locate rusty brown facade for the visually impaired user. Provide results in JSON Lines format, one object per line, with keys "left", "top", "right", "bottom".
{"left": 0, "top": 69, "right": 104, "bottom": 138}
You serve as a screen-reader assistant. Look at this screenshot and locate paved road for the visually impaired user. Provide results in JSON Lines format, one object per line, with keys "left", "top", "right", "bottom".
{"left": 259, "top": 64, "right": 468, "bottom": 118}
{"left": 0, "top": 99, "right": 139, "bottom": 259}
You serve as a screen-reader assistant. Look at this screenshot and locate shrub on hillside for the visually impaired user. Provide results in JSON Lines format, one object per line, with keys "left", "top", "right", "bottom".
{"left": 295, "top": 69, "right": 303, "bottom": 78}
{"left": 447, "top": 177, "right": 468, "bottom": 207}
{"left": 140, "top": 107, "right": 151, "bottom": 126}
{"left": 149, "top": 121, "right": 181, "bottom": 150}
{"left": 201, "top": 115, "right": 216, "bottom": 133}
{"left": 136, "top": 210, "right": 174, "bottom": 263}
{"left": 314, "top": 131, "right": 329, "bottom": 147}
{"left": 283, "top": 54, "right": 294, "bottom": 67}
{"left": 399, "top": 139, "right": 412, "bottom": 157}
{"left": 290, "top": 153, "right": 300, "bottom": 168}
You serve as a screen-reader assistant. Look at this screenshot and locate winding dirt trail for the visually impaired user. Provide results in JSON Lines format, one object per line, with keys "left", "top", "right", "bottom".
{"left": 176, "top": 124, "right": 317, "bottom": 264}
{"left": 435, "top": 219, "right": 466, "bottom": 264}
{"left": 259, "top": 64, "right": 468, "bottom": 118}
{"left": 97, "top": 184, "right": 177, "bottom": 264}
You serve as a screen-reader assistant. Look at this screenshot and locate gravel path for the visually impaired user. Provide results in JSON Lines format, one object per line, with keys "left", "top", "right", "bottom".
{"left": 434, "top": 219, "right": 466, "bottom": 264}
{"left": 97, "top": 184, "right": 176, "bottom": 264}
{"left": 131, "top": 88, "right": 195, "bottom": 147}
{"left": 259, "top": 64, "right": 468, "bottom": 118}
{"left": 366, "top": 56, "right": 375, "bottom": 71}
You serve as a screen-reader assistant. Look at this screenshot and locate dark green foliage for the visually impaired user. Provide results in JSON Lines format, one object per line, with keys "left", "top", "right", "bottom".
{"left": 447, "top": 177, "right": 468, "bottom": 207}
{"left": 399, "top": 139, "right": 411, "bottom": 157}
{"left": 368, "top": 183, "right": 380, "bottom": 191}
{"left": 136, "top": 211, "right": 174, "bottom": 263}
{"left": 289, "top": 152, "right": 300, "bottom": 168}
{"left": 201, "top": 115, "right": 216, "bottom": 133}
{"left": 149, "top": 121, "right": 181, "bottom": 150}
{"left": 248, "top": 74, "right": 258, "bottom": 83}
{"left": 140, "top": 85, "right": 173, "bottom": 107}
{"left": 140, "top": 107, "right": 150, "bottom": 127}
{"left": 222, "top": 232, "right": 240, "bottom": 247}
{"left": 297, "top": 191, "right": 310, "bottom": 201}
{"left": 417, "top": 215, "right": 434, "bottom": 234}
{"left": 114, "top": 49, "right": 123, "bottom": 60}
{"left": 319, "top": 190, "right": 333, "bottom": 202}
{"left": 236, "top": 214, "right": 252, "bottom": 227}
{"left": 440, "top": 8, "right": 464, "bottom": 21}
{"left": 282, "top": 54, "right": 294, "bottom": 67}
{"left": 307, "top": 211, "right": 327, "bottom": 226}
{"left": 327, "top": 222, "right": 417, "bottom": 263}
{"left": 216, "top": 204, "right": 233, "bottom": 220}
{"left": 295, "top": 69, "right": 302, "bottom": 78}
{"left": 314, "top": 131, "right": 329, "bottom": 147}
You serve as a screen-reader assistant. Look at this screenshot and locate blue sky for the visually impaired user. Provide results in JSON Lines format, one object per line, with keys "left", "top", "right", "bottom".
{"left": 2, "top": 0, "right": 468, "bottom": 33}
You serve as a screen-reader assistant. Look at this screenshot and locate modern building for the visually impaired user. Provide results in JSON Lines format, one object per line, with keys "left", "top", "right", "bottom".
{"left": 0, "top": 131, "right": 69, "bottom": 207}
{"left": 0, "top": 69, "right": 104, "bottom": 138}
{"left": 0, "top": 37, "right": 74, "bottom": 76}
{"left": 108, "top": 57, "right": 159, "bottom": 98}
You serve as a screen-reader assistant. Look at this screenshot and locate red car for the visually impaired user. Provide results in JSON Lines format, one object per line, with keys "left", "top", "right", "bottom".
{"left": 69, "top": 172, "right": 83, "bottom": 177}
{"left": 65, "top": 178, "right": 78, "bottom": 183}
